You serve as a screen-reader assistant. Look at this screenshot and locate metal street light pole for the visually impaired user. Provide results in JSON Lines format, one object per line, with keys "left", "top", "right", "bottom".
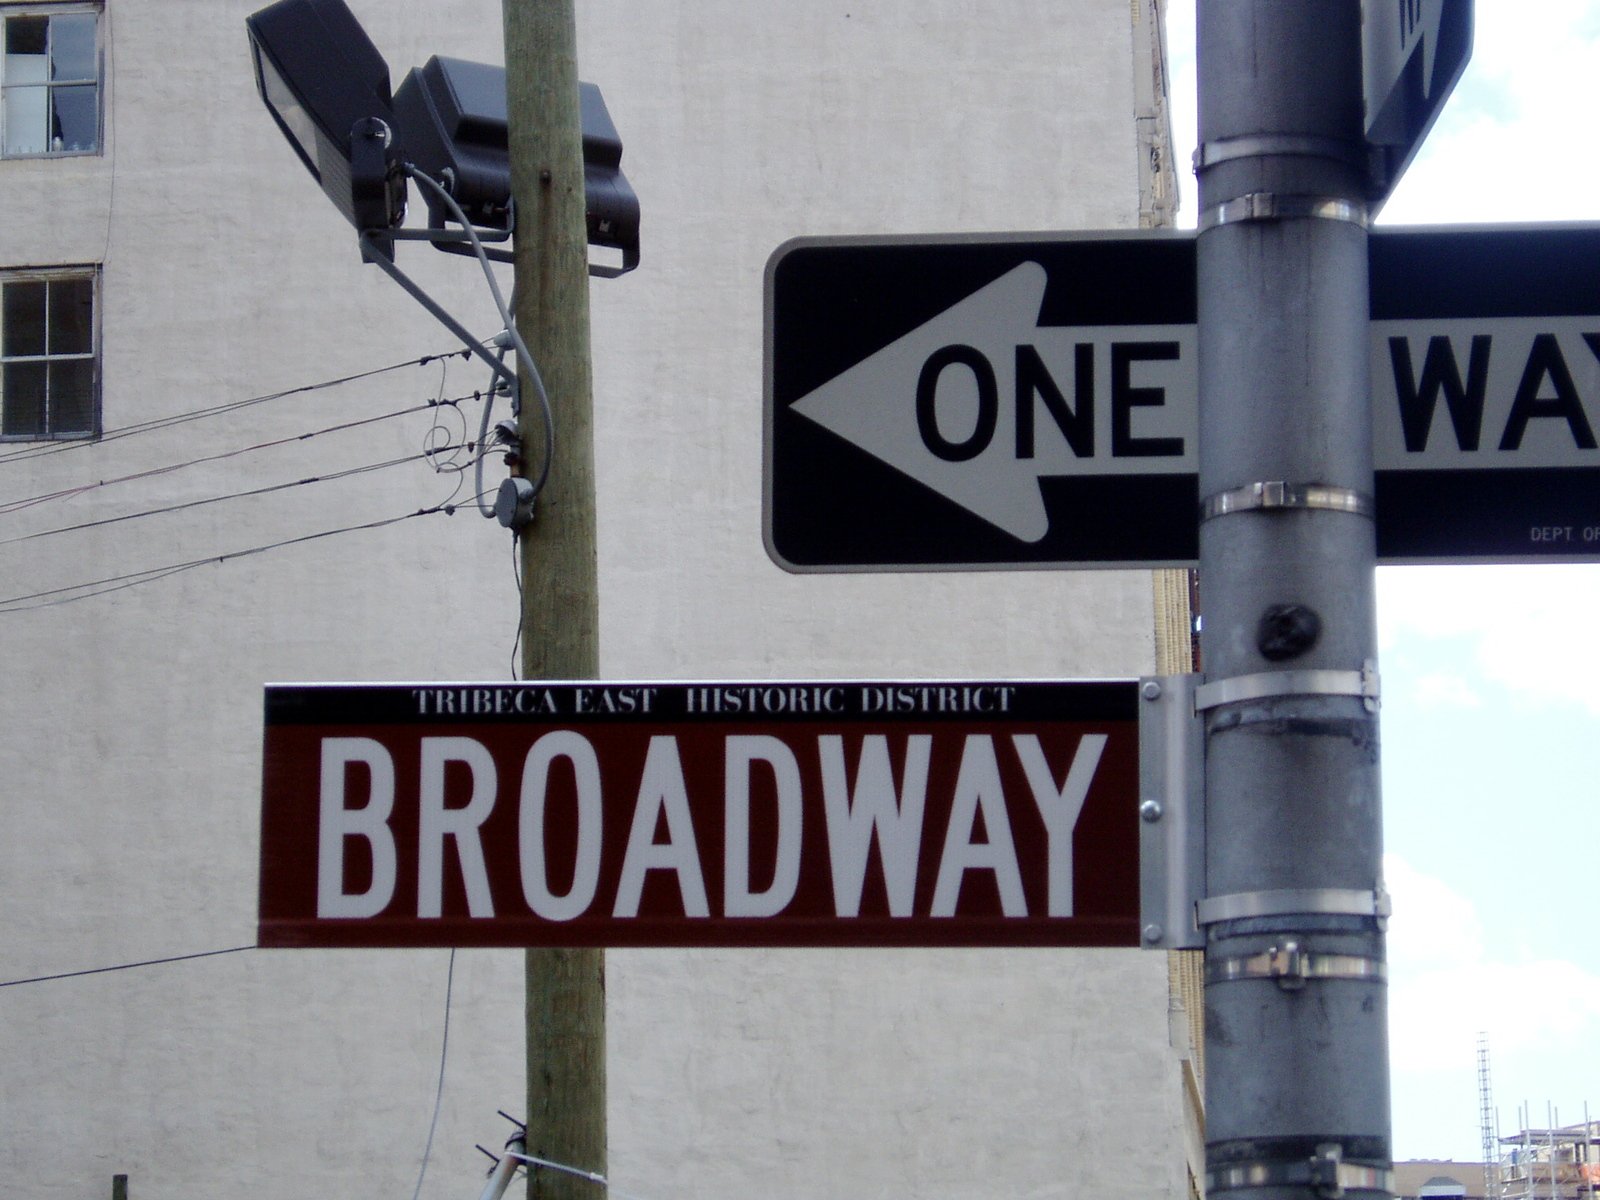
{"left": 1195, "top": 4, "right": 1391, "bottom": 1200}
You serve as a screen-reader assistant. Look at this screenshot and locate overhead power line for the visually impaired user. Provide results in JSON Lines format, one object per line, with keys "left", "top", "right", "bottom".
{"left": 0, "top": 504, "right": 465, "bottom": 613}
{"left": 0, "top": 393, "right": 483, "bottom": 518}
{"left": 0, "top": 945, "right": 255, "bottom": 989}
{"left": 0, "top": 444, "right": 470, "bottom": 548}
{"left": 0, "top": 349, "right": 472, "bottom": 469}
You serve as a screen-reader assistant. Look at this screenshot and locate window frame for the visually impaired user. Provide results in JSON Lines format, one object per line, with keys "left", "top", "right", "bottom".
{"left": 0, "top": 2, "right": 103, "bottom": 160}
{"left": 0, "top": 264, "right": 101, "bottom": 441}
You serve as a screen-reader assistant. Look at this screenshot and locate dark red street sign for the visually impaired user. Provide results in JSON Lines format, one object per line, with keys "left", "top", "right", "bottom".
{"left": 259, "top": 680, "right": 1139, "bottom": 948}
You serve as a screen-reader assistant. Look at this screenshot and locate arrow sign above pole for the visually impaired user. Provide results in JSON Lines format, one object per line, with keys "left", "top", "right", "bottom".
{"left": 1363, "top": 0, "right": 1473, "bottom": 202}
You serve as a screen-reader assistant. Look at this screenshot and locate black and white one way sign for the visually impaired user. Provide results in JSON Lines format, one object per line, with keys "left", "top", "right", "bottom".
{"left": 764, "top": 225, "right": 1600, "bottom": 570}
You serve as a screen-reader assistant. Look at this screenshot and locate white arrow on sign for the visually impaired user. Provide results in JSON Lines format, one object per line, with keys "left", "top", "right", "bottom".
{"left": 789, "top": 262, "right": 1197, "bottom": 543}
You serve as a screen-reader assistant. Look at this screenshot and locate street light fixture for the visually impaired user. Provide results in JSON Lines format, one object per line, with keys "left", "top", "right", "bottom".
{"left": 244, "top": 0, "right": 405, "bottom": 238}
{"left": 245, "top": 0, "right": 640, "bottom": 530}
{"left": 393, "top": 55, "right": 640, "bottom": 276}
{"left": 244, "top": 0, "right": 639, "bottom": 276}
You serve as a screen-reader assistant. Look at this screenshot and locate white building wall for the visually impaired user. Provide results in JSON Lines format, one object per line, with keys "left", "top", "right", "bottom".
{"left": 0, "top": 2, "right": 1185, "bottom": 1197}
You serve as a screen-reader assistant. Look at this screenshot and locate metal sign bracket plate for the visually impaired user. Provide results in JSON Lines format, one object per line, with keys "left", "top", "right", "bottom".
{"left": 1138, "top": 674, "right": 1206, "bottom": 949}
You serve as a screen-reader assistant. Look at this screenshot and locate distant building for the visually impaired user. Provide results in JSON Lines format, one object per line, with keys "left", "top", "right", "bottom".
{"left": 1395, "top": 1162, "right": 1489, "bottom": 1200}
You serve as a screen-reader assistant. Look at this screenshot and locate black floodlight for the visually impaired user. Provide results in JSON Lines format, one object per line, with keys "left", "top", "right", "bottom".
{"left": 393, "top": 57, "right": 641, "bottom": 276}
{"left": 577, "top": 81, "right": 641, "bottom": 277}
{"left": 245, "top": 0, "right": 406, "bottom": 235}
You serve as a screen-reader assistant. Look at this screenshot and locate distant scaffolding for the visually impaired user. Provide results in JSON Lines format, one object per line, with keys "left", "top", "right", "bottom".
{"left": 1480, "top": 1037, "right": 1501, "bottom": 1200}
{"left": 1498, "top": 1108, "right": 1600, "bottom": 1200}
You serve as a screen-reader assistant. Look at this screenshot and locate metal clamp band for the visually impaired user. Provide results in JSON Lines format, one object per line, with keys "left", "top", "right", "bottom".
{"left": 1194, "top": 134, "right": 1368, "bottom": 173}
{"left": 1194, "top": 661, "right": 1379, "bottom": 713}
{"left": 1207, "top": 1154, "right": 1393, "bottom": 1197}
{"left": 1207, "top": 941, "right": 1388, "bottom": 988}
{"left": 1195, "top": 886, "right": 1392, "bottom": 927}
{"left": 1201, "top": 481, "right": 1374, "bottom": 521}
{"left": 1198, "top": 192, "right": 1368, "bottom": 231}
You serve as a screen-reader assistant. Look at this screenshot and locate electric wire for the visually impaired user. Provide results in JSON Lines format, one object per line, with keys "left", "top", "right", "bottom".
{"left": 511, "top": 531, "right": 525, "bottom": 678}
{"left": 0, "top": 351, "right": 467, "bottom": 468}
{"left": 0, "top": 393, "right": 480, "bottom": 516}
{"left": 0, "top": 506, "right": 457, "bottom": 613}
{"left": 0, "top": 945, "right": 253, "bottom": 989}
{"left": 0, "top": 445, "right": 467, "bottom": 548}
{"left": 0, "top": 947, "right": 661, "bottom": 1200}
{"left": 423, "top": 357, "right": 475, "bottom": 474}
{"left": 410, "top": 949, "right": 457, "bottom": 1200}
{"left": 473, "top": 342, "right": 514, "bottom": 518}
{"left": 405, "top": 165, "right": 555, "bottom": 502}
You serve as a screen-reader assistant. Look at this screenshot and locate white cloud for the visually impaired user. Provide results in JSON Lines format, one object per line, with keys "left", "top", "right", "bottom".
{"left": 1377, "top": 565, "right": 1600, "bottom": 714}
{"left": 1385, "top": 855, "right": 1600, "bottom": 1076}
{"left": 1409, "top": 671, "right": 1483, "bottom": 710}
{"left": 1386, "top": 854, "right": 1484, "bottom": 971}
{"left": 1381, "top": 0, "right": 1600, "bottom": 225}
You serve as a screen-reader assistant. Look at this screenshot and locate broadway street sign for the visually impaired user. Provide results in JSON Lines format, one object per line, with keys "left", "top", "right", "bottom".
{"left": 764, "top": 223, "right": 1600, "bottom": 570}
{"left": 259, "top": 680, "right": 1140, "bottom": 948}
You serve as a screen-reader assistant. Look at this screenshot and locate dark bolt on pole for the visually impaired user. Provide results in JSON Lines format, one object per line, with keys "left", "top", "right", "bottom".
{"left": 1195, "top": 3, "right": 1391, "bottom": 1200}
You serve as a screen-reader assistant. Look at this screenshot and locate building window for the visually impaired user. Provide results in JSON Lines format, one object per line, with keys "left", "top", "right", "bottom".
{"left": 1, "top": 4, "right": 101, "bottom": 158}
{"left": 1, "top": 267, "right": 98, "bottom": 439}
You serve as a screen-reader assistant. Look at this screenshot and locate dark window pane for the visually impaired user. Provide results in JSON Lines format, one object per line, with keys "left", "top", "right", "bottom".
{"left": 48, "top": 276, "right": 94, "bottom": 354}
{"left": 49, "top": 14, "right": 97, "bottom": 82}
{"left": 3, "top": 280, "right": 47, "bottom": 357}
{"left": 49, "top": 357, "right": 95, "bottom": 434}
{"left": 4, "top": 15, "right": 48, "bottom": 57}
{"left": 2, "top": 360, "right": 47, "bottom": 436}
{"left": 49, "top": 84, "right": 97, "bottom": 152}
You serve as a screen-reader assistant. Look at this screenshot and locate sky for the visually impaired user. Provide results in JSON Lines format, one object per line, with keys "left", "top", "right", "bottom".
{"left": 1164, "top": 0, "right": 1600, "bottom": 1164}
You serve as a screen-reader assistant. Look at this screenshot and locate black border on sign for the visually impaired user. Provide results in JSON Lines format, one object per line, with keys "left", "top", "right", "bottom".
{"left": 763, "top": 224, "right": 1600, "bottom": 571}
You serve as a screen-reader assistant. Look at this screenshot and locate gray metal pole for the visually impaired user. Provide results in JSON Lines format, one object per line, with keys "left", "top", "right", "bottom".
{"left": 1195, "top": 4, "right": 1390, "bottom": 1200}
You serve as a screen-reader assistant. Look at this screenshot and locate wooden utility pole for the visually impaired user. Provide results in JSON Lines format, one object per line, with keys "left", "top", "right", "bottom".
{"left": 502, "top": 2, "right": 604, "bottom": 1196}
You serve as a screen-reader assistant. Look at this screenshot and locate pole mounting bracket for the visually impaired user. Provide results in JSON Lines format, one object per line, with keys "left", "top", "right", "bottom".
{"left": 1206, "top": 940, "right": 1388, "bottom": 991}
{"left": 1193, "top": 134, "right": 1368, "bottom": 173}
{"left": 1200, "top": 481, "right": 1374, "bottom": 522}
{"left": 1195, "top": 885, "right": 1392, "bottom": 929}
{"left": 1138, "top": 675, "right": 1206, "bottom": 950}
{"left": 1198, "top": 191, "right": 1369, "bottom": 231}
{"left": 1194, "top": 661, "right": 1379, "bottom": 714}
{"left": 1207, "top": 1145, "right": 1394, "bottom": 1198}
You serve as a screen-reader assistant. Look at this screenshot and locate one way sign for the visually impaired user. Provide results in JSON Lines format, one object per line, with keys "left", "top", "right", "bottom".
{"left": 763, "top": 225, "right": 1600, "bottom": 571}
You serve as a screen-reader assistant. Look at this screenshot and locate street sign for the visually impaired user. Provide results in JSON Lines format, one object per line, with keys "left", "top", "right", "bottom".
{"left": 764, "top": 224, "right": 1600, "bottom": 571}
{"left": 1363, "top": 0, "right": 1473, "bottom": 202}
{"left": 259, "top": 680, "right": 1140, "bottom": 948}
